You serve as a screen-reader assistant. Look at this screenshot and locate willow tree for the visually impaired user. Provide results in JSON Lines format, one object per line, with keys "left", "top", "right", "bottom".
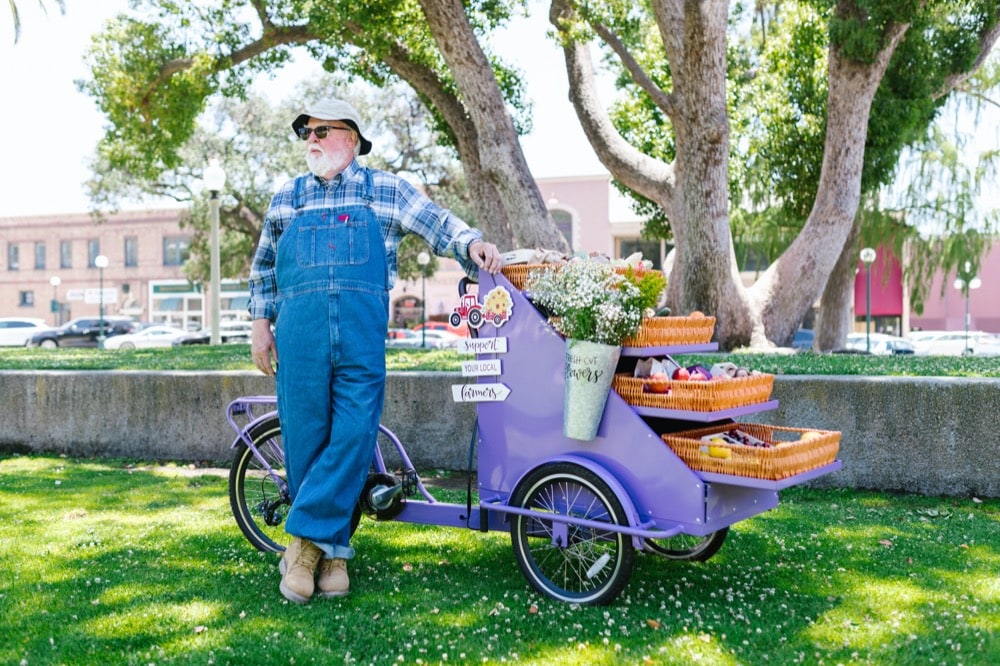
{"left": 549, "top": 0, "right": 1000, "bottom": 347}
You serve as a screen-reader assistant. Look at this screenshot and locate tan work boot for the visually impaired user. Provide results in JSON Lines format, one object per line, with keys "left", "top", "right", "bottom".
{"left": 278, "top": 537, "right": 323, "bottom": 603}
{"left": 316, "top": 557, "right": 350, "bottom": 598}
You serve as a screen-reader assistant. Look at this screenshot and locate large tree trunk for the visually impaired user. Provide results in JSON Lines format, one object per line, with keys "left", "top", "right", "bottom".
{"left": 418, "top": 0, "right": 569, "bottom": 253}
{"left": 751, "top": 22, "right": 909, "bottom": 347}
{"left": 554, "top": 0, "right": 912, "bottom": 349}
{"left": 815, "top": 214, "right": 862, "bottom": 351}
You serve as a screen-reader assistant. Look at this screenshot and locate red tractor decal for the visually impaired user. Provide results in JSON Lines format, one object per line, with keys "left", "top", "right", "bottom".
{"left": 451, "top": 293, "right": 485, "bottom": 329}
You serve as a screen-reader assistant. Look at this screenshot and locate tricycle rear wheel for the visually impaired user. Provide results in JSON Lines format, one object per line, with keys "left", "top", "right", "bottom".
{"left": 643, "top": 527, "right": 729, "bottom": 561}
{"left": 509, "top": 462, "right": 635, "bottom": 605}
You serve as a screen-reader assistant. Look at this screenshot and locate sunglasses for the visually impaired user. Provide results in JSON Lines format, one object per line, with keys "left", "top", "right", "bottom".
{"left": 296, "top": 125, "right": 353, "bottom": 140}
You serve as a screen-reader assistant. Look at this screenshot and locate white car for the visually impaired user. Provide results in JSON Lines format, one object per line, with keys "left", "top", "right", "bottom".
{"left": 412, "top": 329, "right": 463, "bottom": 349}
{"left": 102, "top": 325, "right": 188, "bottom": 350}
{"left": 844, "top": 332, "right": 915, "bottom": 355}
{"left": 0, "top": 317, "right": 54, "bottom": 346}
{"left": 910, "top": 330, "right": 1000, "bottom": 356}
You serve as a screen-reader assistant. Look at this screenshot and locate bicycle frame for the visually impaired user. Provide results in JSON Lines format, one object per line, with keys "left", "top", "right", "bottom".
{"left": 226, "top": 395, "right": 511, "bottom": 533}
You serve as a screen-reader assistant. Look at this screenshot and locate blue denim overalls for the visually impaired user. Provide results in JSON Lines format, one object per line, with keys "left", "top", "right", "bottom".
{"left": 274, "top": 172, "right": 388, "bottom": 561}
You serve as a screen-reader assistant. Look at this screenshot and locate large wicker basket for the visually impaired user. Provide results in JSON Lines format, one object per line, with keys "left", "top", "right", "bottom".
{"left": 622, "top": 315, "right": 716, "bottom": 347}
{"left": 612, "top": 372, "right": 774, "bottom": 411}
{"left": 661, "top": 423, "right": 840, "bottom": 480}
{"left": 500, "top": 264, "right": 557, "bottom": 291}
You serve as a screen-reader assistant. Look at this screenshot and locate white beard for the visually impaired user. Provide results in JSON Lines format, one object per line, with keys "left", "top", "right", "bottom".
{"left": 305, "top": 144, "right": 354, "bottom": 179}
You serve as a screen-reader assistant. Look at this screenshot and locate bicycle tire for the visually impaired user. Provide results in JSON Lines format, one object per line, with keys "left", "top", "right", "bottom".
{"left": 229, "top": 416, "right": 291, "bottom": 553}
{"left": 509, "top": 462, "right": 635, "bottom": 605}
{"left": 228, "top": 415, "right": 365, "bottom": 553}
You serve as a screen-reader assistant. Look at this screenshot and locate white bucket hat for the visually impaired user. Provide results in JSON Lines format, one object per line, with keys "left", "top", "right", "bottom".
{"left": 292, "top": 98, "right": 373, "bottom": 155}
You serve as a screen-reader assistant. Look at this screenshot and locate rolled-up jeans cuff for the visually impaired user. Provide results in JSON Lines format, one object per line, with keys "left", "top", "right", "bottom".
{"left": 313, "top": 542, "right": 355, "bottom": 560}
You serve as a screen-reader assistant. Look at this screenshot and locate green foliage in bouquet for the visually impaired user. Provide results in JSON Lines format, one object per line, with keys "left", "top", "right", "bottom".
{"left": 619, "top": 265, "right": 667, "bottom": 313}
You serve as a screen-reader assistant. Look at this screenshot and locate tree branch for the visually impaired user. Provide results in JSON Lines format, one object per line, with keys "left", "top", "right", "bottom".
{"left": 935, "top": 19, "right": 1000, "bottom": 100}
{"left": 549, "top": 0, "right": 675, "bottom": 206}
{"left": 587, "top": 18, "right": 676, "bottom": 117}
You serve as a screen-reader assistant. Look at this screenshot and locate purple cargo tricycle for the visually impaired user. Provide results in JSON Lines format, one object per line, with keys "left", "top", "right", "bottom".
{"left": 225, "top": 270, "right": 840, "bottom": 605}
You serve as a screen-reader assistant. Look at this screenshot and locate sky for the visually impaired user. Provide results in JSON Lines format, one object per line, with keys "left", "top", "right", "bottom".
{"left": 0, "top": 1, "right": 606, "bottom": 218}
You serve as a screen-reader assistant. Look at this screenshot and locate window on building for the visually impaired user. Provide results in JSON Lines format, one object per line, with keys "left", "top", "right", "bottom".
{"left": 618, "top": 238, "right": 666, "bottom": 270}
{"left": 163, "top": 236, "right": 190, "bottom": 266}
{"left": 550, "top": 210, "right": 573, "bottom": 250}
{"left": 35, "top": 242, "right": 46, "bottom": 270}
{"left": 60, "top": 240, "right": 72, "bottom": 269}
{"left": 19, "top": 291, "right": 34, "bottom": 307}
{"left": 87, "top": 239, "right": 101, "bottom": 268}
{"left": 125, "top": 236, "right": 138, "bottom": 267}
{"left": 7, "top": 243, "right": 18, "bottom": 270}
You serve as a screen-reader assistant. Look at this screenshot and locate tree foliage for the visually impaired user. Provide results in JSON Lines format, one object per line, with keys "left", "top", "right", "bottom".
{"left": 78, "top": 0, "right": 568, "bottom": 254}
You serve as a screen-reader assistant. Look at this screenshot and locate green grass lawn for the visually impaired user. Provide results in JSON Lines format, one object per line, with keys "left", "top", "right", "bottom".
{"left": 2, "top": 344, "right": 1000, "bottom": 376}
{"left": 1, "top": 454, "right": 998, "bottom": 665}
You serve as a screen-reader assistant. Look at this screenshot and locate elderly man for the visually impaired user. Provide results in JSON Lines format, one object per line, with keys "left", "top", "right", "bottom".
{"left": 248, "top": 98, "right": 502, "bottom": 603}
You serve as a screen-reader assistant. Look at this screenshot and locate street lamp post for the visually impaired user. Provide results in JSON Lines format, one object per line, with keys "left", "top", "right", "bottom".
{"left": 417, "top": 251, "right": 430, "bottom": 348}
{"left": 49, "top": 276, "right": 61, "bottom": 326}
{"left": 953, "top": 262, "right": 982, "bottom": 354}
{"left": 204, "top": 159, "right": 227, "bottom": 346}
{"left": 859, "top": 247, "right": 876, "bottom": 354}
{"left": 95, "top": 255, "right": 109, "bottom": 348}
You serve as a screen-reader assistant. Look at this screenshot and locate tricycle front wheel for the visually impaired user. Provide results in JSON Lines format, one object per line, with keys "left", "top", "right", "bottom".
{"left": 509, "top": 462, "right": 635, "bottom": 606}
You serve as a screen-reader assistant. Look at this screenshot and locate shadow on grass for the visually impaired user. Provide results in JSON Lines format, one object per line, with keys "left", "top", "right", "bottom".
{"left": 2, "top": 457, "right": 998, "bottom": 665}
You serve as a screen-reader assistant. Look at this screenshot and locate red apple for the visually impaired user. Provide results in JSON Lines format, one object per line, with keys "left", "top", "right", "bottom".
{"left": 672, "top": 367, "right": 690, "bottom": 381}
{"left": 646, "top": 372, "right": 671, "bottom": 393}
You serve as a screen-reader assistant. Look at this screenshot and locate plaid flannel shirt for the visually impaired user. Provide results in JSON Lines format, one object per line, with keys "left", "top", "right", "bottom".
{"left": 248, "top": 161, "right": 482, "bottom": 321}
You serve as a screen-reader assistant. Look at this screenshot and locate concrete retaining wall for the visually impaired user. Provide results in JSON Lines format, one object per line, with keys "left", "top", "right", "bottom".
{"left": 1, "top": 371, "right": 997, "bottom": 497}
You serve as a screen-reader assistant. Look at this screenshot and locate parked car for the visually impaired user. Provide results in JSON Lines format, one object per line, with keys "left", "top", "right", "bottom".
{"left": 102, "top": 325, "right": 188, "bottom": 350}
{"left": 0, "top": 317, "right": 53, "bottom": 346}
{"left": 385, "top": 328, "right": 423, "bottom": 349}
{"left": 843, "top": 332, "right": 915, "bottom": 355}
{"left": 792, "top": 329, "right": 815, "bottom": 351}
{"left": 26, "top": 316, "right": 139, "bottom": 348}
{"left": 171, "top": 321, "right": 254, "bottom": 345}
{"left": 413, "top": 320, "right": 470, "bottom": 337}
{"left": 412, "top": 329, "right": 463, "bottom": 349}
{"left": 910, "top": 330, "right": 1000, "bottom": 356}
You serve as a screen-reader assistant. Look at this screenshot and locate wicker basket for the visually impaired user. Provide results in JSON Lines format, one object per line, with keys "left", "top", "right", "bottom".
{"left": 622, "top": 315, "right": 716, "bottom": 347}
{"left": 500, "top": 264, "right": 558, "bottom": 291}
{"left": 661, "top": 423, "right": 841, "bottom": 480}
{"left": 612, "top": 372, "right": 774, "bottom": 411}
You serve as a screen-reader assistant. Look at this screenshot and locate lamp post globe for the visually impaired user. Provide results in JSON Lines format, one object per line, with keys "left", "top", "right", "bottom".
{"left": 859, "top": 248, "right": 876, "bottom": 354}
{"left": 416, "top": 251, "right": 431, "bottom": 348}
{"left": 204, "top": 159, "right": 227, "bottom": 345}
{"left": 95, "top": 255, "right": 109, "bottom": 348}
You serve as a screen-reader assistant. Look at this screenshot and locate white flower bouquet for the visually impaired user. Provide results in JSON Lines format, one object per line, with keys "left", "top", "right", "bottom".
{"left": 524, "top": 259, "right": 645, "bottom": 346}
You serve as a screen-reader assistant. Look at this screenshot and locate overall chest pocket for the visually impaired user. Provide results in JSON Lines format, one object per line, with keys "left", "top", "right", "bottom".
{"left": 296, "top": 219, "right": 371, "bottom": 267}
